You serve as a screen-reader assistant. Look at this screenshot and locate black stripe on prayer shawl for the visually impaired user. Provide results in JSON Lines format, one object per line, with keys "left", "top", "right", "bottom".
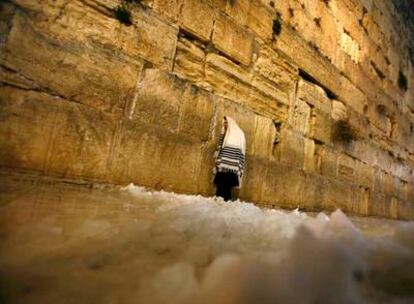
{"left": 215, "top": 130, "right": 245, "bottom": 181}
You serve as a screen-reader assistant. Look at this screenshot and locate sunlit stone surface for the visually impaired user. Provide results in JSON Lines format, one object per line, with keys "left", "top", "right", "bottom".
{"left": 1, "top": 0, "right": 413, "bottom": 218}
{"left": 1, "top": 179, "right": 414, "bottom": 304}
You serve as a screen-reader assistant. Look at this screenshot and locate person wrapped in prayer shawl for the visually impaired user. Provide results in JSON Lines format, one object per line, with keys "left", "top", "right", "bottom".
{"left": 213, "top": 116, "right": 246, "bottom": 201}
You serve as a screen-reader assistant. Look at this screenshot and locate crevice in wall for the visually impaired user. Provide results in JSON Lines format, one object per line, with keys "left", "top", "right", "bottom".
{"left": 272, "top": 120, "right": 282, "bottom": 160}
{"left": 370, "top": 60, "right": 386, "bottom": 80}
{"left": 298, "top": 69, "right": 337, "bottom": 100}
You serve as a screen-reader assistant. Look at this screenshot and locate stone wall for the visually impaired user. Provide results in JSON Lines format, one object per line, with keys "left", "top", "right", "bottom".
{"left": 1, "top": 0, "right": 413, "bottom": 219}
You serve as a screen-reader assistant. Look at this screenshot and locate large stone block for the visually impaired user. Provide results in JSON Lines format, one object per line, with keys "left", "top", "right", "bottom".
{"left": 357, "top": 161, "right": 375, "bottom": 188}
{"left": 337, "top": 154, "right": 357, "bottom": 183}
{"left": 212, "top": 13, "right": 254, "bottom": 65}
{"left": 254, "top": 45, "right": 299, "bottom": 91}
{"left": 179, "top": 0, "right": 215, "bottom": 41}
{"left": 369, "top": 193, "right": 394, "bottom": 218}
{"left": 205, "top": 53, "right": 289, "bottom": 120}
{"left": 321, "top": 177, "right": 356, "bottom": 212}
{"left": 1, "top": 10, "right": 143, "bottom": 114}
{"left": 301, "top": 172, "right": 325, "bottom": 211}
{"left": 46, "top": 101, "right": 115, "bottom": 180}
{"left": 0, "top": 86, "right": 115, "bottom": 180}
{"left": 225, "top": 0, "right": 273, "bottom": 41}
{"left": 240, "top": 157, "right": 268, "bottom": 202}
{"left": 290, "top": 98, "right": 311, "bottom": 135}
{"left": 332, "top": 100, "right": 347, "bottom": 121}
{"left": 309, "top": 108, "right": 332, "bottom": 144}
{"left": 278, "top": 128, "right": 305, "bottom": 169}
{"left": 263, "top": 163, "right": 305, "bottom": 207}
{"left": 297, "top": 79, "right": 331, "bottom": 114}
{"left": 245, "top": 0, "right": 274, "bottom": 41}
{"left": 0, "top": 87, "right": 57, "bottom": 172}
{"left": 251, "top": 75, "right": 290, "bottom": 107}
{"left": 315, "top": 145, "right": 337, "bottom": 178}
{"left": 131, "top": 69, "right": 186, "bottom": 132}
{"left": 110, "top": 120, "right": 203, "bottom": 193}
{"left": 173, "top": 36, "right": 206, "bottom": 83}
{"left": 303, "top": 138, "right": 316, "bottom": 172}
{"left": 178, "top": 85, "right": 216, "bottom": 141}
{"left": 351, "top": 186, "right": 370, "bottom": 215}
{"left": 251, "top": 115, "right": 276, "bottom": 159}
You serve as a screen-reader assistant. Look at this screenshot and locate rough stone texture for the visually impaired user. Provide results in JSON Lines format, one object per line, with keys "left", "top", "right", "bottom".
{"left": 0, "top": 0, "right": 413, "bottom": 219}
{"left": 213, "top": 13, "right": 254, "bottom": 66}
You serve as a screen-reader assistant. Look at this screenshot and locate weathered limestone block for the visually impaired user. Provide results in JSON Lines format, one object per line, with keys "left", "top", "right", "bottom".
{"left": 337, "top": 154, "right": 357, "bottom": 182}
{"left": 212, "top": 13, "right": 254, "bottom": 65}
{"left": 0, "top": 87, "right": 57, "bottom": 172}
{"left": 290, "top": 98, "right": 311, "bottom": 135}
{"left": 179, "top": 0, "right": 215, "bottom": 41}
{"left": 1, "top": 10, "right": 143, "bottom": 114}
{"left": 279, "top": 128, "right": 305, "bottom": 169}
{"left": 315, "top": 145, "right": 337, "bottom": 177}
{"left": 357, "top": 161, "right": 375, "bottom": 188}
{"left": 343, "top": 140, "right": 377, "bottom": 167}
{"left": 321, "top": 177, "right": 355, "bottom": 212}
{"left": 374, "top": 171, "right": 395, "bottom": 197}
{"left": 152, "top": 0, "right": 181, "bottom": 21}
{"left": 178, "top": 85, "right": 216, "bottom": 141}
{"left": 240, "top": 157, "right": 268, "bottom": 202}
{"left": 263, "top": 163, "right": 305, "bottom": 207}
{"left": 251, "top": 115, "right": 276, "bottom": 159}
{"left": 303, "top": 138, "right": 316, "bottom": 172}
{"left": 365, "top": 11, "right": 384, "bottom": 44}
{"left": 57, "top": 1, "right": 178, "bottom": 70}
{"left": 251, "top": 76, "right": 290, "bottom": 107}
{"left": 0, "top": 86, "right": 115, "bottom": 180}
{"left": 46, "top": 101, "right": 115, "bottom": 180}
{"left": 309, "top": 108, "right": 332, "bottom": 144}
{"left": 369, "top": 193, "right": 394, "bottom": 218}
{"left": 197, "top": 145, "right": 216, "bottom": 195}
{"left": 330, "top": 0, "right": 364, "bottom": 45}
{"left": 347, "top": 110, "right": 370, "bottom": 140}
{"left": 253, "top": 45, "right": 299, "bottom": 91}
{"left": 397, "top": 200, "right": 414, "bottom": 221}
{"left": 131, "top": 69, "right": 185, "bottom": 132}
{"left": 173, "top": 36, "right": 206, "bottom": 83}
{"left": 224, "top": 0, "right": 250, "bottom": 25}
{"left": 205, "top": 53, "right": 289, "bottom": 120}
{"left": 375, "top": 148, "right": 394, "bottom": 174}
{"left": 275, "top": 23, "right": 338, "bottom": 92}
{"left": 301, "top": 172, "right": 325, "bottom": 211}
{"left": 245, "top": 0, "right": 274, "bottom": 41}
{"left": 352, "top": 186, "right": 370, "bottom": 215}
{"left": 276, "top": 26, "right": 370, "bottom": 115}
{"left": 297, "top": 79, "right": 331, "bottom": 114}
{"left": 332, "top": 100, "right": 348, "bottom": 121}
{"left": 337, "top": 76, "right": 367, "bottom": 115}
{"left": 110, "top": 120, "right": 202, "bottom": 193}
{"left": 319, "top": 5, "right": 341, "bottom": 63}
{"left": 407, "top": 180, "right": 414, "bottom": 203}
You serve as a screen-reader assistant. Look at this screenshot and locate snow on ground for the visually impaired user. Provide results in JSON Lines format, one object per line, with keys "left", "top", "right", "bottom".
{"left": 0, "top": 183, "right": 414, "bottom": 304}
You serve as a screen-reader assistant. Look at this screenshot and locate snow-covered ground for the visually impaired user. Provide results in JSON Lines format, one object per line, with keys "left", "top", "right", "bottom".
{"left": 1, "top": 183, "right": 414, "bottom": 304}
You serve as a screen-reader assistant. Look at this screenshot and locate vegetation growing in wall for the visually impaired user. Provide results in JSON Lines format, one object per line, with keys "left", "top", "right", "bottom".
{"left": 114, "top": 5, "right": 132, "bottom": 26}
{"left": 398, "top": 71, "right": 408, "bottom": 92}
{"left": 272, "top": 17, "right": 282, "bottom": 36}
{"left": 333, "top": 120, "right": 355, "bottom": 144}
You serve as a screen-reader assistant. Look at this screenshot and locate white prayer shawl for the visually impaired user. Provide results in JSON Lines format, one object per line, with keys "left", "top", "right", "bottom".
{"left": 215, "top": 116, "right": 246, "bottom": 185}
